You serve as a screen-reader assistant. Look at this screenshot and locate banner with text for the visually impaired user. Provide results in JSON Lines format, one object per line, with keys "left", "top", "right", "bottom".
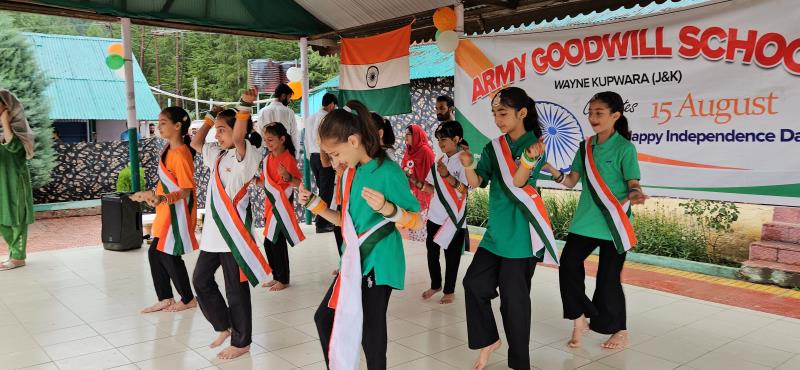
{"left": 454, "top": 0, "right": 800, "bottom": 205}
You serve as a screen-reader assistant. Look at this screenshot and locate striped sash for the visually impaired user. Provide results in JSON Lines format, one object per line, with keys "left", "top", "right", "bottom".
{"left": 431, "top": 162, "right": 468, "bottom": 251}
{"left": 581, "top": 139, "right": 636, "bottom": 253}
{"left": 156, "top": 149, "right": 198, "bottom": 256}
{"left": 489, "top": 137, "right": 559, "bottom": 264}
{"left": 327, "top": 167, "right": 394, "bottom": 370}
{"left": 208, "top": 154, "right": 271, "bottom": 286}
{"left": 262, "top": 158, "right": 305, "bottom": 246}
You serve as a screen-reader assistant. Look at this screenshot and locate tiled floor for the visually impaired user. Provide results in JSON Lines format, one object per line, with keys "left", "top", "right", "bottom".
{"left": 1, "top": 225, "right": 799, "bottom": 370}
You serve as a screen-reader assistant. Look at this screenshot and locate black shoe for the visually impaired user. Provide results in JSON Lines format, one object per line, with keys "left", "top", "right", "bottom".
{"left": 316, "top": 224, "right": 335, "bottom": 233}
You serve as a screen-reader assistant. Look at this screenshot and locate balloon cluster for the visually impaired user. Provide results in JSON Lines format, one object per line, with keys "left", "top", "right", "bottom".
{"left": 106, "top": 42, "right": 126, "bottom": 79}
{"left": 433, "top": 7, "right": 458, "bottom": 53}
{"left": 285, "top": 66, "right": 303, "bottom": 98}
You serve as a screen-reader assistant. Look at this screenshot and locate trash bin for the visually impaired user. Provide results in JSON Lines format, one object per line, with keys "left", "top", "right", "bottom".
{"left": 101, "top": 192, "right": 143, "bottom": 251}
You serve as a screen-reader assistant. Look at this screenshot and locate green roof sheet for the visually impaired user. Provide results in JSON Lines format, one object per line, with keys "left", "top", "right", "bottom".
{"left": 24, "top": 33, "right": 162, "bottom": 121}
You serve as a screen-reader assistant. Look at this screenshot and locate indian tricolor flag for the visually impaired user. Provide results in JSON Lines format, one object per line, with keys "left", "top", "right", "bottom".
{"left": 339, "top": 24, "right": 411, "bottom": 116}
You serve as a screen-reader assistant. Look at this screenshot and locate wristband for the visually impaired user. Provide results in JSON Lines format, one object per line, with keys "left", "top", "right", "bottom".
{"left": 385, "top": 203, "right": 402, "bottom": 222}
{"left": 629, "top": 187, "right": 642, "bottom": 194}
{"left": 521, "top": 151, "right": 538, "bottom": 169}
{"left": 235, "top": 110, "right": 251, "bottom": 121}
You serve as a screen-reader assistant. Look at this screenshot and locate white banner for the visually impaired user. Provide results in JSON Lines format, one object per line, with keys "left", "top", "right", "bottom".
{"left": 455, "top": 0, "right": 800, "bottom": 205}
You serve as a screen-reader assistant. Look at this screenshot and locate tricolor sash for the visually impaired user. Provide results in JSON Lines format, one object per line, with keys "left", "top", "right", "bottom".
{"left": 156, "top": 148, "right": 199, "bottom": 256}
{"left": 580, "top": 139, "right": 637, "bottom": 254}
{"left": 262, "top": 158, "right": 305, "bottom": 246}
{"left": 207, "top": 154, "right": 271, "bottom": 286}
{"left": 327, "top": 167, "right": 394, "bottom": 370}
{"left": 431, "top": 162, "right": 468, "bottom": 251}
{"left": 489, "top": 137, "right": 559, "bottom": 264}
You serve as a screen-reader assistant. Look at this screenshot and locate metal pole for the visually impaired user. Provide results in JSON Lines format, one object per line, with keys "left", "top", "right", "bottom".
{"left": 193, "top": 77, "right": 199, "bottom": 119}
{"left": 300, "top": 37, "right": 312, "bottom": 225}
{"left": 455, "top": 1, "right": 464, "bottom": 34}
{"left": 121, "top": 18, "right": 141, "bottom": 192}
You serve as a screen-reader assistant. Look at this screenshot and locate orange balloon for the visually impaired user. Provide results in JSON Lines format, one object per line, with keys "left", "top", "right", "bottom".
{"left": 107, "top": 42, "right": 124, "bottom": 56}
{"left": 287, "top": 81, "right": 303, "bottom": 98}
{"left": 433, "top": 7, "right": 456, "bottom": 31}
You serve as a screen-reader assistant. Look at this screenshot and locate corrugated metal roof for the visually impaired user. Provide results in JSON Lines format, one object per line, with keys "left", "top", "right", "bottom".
{"left": 472, "top": 0, "right": 710, "bottom": 36}
{"left": 24, "top": 33, "right": 162, "bottom": 121}
{"left": 293, "top": 0, "right": 452, "bottom": 31}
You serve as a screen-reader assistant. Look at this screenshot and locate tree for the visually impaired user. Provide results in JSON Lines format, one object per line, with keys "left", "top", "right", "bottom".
{"left": 0, "top": 15, "right": 57, "bottom": 188}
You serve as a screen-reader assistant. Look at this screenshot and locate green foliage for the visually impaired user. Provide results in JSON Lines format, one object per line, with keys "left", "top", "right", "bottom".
{"left": 0, "top": 14, "right": 57, "bottom": 188}
{"left": 0, "top": 11, "right": 340, "bottom": 110}
{"left": 466, "top": 188, "right": 489, "bottom": 227}
{"left": 633, "top": 206, "right": 710, "bottom": 262}
{"left": 679, "top": 199, "right": 740, "bottom": 263}
{"left": 116, "top": 165, "right": 146, "bottom": 192}
{"left": 542, "top": 190, "right": 579, "bottom": 240}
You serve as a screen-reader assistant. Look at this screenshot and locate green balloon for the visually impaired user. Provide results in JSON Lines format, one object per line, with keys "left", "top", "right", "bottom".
{"left": 435, "top": 30, "right": 442, "bottom": 40}
{"left": 106, "top": 54, "right": 124, "bottom": 70}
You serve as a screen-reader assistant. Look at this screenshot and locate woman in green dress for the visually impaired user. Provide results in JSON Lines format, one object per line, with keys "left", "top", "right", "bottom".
{"left": 0, "top": 90, "right": 34, "bottom": 271}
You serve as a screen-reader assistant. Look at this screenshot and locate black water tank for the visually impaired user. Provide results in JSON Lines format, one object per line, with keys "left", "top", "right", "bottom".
{"left": 101, "top": 193, "right": 143, "bottom": 251}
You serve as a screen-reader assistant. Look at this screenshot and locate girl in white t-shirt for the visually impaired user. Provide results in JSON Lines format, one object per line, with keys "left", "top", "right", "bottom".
{"left": 189, "top": 88, "right": 267, "bottom": 360}
{"left": 420, "top": 120, "right": 470, "bottom": 305}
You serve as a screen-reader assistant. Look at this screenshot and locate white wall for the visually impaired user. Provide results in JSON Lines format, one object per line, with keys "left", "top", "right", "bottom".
{"left": 95, "top": 120, "right": 128, "bottom": 142}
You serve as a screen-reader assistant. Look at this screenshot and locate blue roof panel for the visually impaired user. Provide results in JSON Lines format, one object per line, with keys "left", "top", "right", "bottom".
{"left": 24, "top": 33, "right": 162, "bottom": 121}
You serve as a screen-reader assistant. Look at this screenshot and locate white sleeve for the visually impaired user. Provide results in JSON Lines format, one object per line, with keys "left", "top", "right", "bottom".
{"left": 256, "top": 108, "right": 266, "bottom": 134}
{"left": 202, "top": 143, "right": 221, "bottom": 168}
{"left": 425, "top": 168, "right": 433, "bottom": 185}
{"left": 291, "top": 113, "right": 300, "bottom": 155}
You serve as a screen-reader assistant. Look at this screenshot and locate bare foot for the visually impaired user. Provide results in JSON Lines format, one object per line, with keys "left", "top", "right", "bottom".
{"left": 270, "top": 282, "right": 289, "bottom": 291}
{"left": 472, "top": 339, "right": 501, "bottom": 370}
{"left": 0, "top": 259, "right": 25, "bottom": 271}
{"left": 421, "top": 288, "right": 441, "bottom": 300}
{"left": 261, "top": 280, "right": 277, "bottom": 288}
{"left": 217, "top": 345, "right": 249, "bottom": 360}
{"left": 141, "top": 299, "right": 175, "bottom": 313}
{"left": 601, "top": 330, "right": 628, "bottom": 349}
{"left": 439, "top": 293, "right": 455, "bottom": 304}
{"left": 209, "top": 330, "right": 231, "bottom": 348}
{"left": 331, "top": 269, "right": 339, "bottom": 276}
{"left": 165, "top": 298, "right": 197, "bottom": 312}
{"left": 567, "top": 315, "right": 589, "bottom": 348}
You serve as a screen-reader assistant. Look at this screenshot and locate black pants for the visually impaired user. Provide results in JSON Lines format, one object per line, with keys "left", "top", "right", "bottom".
{"left": 192, "top": 251, "right": 252, "bottom": 348}
{"left": 333, "top": 226, "right": 343, "bottom": 257}
{"left": 310, "top": 153, "right": 335, "bottom": 229}
{"left": 314, "top": 271, "right": 392, "bottom": 370}
{"left": 148, "top": 238, "right": 193, "bottom": 304}
{"left": 559, "top": 232, "right": 627, "bottom": 335}
{"left": 426, "top": 221, "right": 464, "bottom": 294}
{"left": 463, "top": 247, "right": 537, "bottom": 370}
{"left": 264, "top": 233, "right": 290, "bottom": 284}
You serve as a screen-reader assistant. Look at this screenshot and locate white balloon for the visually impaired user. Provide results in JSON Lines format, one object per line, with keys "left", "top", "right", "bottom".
{"left": 113, "top": 68, "right": 126, "bottom": 80}
{"left": 436, "top": 30, "right": 459, "bottom": 53}
{"left": 286, "top": 66, "right": 303, "bottom": 82}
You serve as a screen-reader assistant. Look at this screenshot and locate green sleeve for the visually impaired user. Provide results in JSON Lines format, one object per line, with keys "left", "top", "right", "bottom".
{"left": 382, "top": 161, "right": 421, "bottom": 212}
{"left": 474, "top": 142, "right": 493, "bottom": 188}
{"left": 621, "top": 143, "right": 641, "bottom": 181}
{"left": 570, "top": 142, "right": 584, "bottom": 175}
{"left": 0, "top": 136, "right": 23, "bottom": 154}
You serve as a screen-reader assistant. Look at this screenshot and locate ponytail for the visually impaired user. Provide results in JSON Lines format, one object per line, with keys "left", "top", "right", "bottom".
{"left": 160, "top": 106, "right": 196, "bottom": 158}
{"left": 319, "top": 100, "right": 387, "bottom": 165}
{"left": 589, "top": 91, "right": 631, "bottom": 140}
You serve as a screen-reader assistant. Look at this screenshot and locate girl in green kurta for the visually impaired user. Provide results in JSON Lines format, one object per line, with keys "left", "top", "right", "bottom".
{"left": 460, "top": 87, "right": 550, "bottom": 370}
{"left": 298, "top": 100, "right": 422, "bottom": 370}
{"left": 538, "top": 91, "right": 648, "bottom": 351}
{"left": 0, "top": 94, "right": 34, "bottom": 271}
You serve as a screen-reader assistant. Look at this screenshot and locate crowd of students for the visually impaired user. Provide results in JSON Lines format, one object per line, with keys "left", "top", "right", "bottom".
{"left": 2, "top": 81, "right": 647, "bottom": 369}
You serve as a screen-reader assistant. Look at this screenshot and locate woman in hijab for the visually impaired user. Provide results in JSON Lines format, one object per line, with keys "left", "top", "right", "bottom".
{"left": 401, "top": 124, "right": 435, "bottom": 242}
